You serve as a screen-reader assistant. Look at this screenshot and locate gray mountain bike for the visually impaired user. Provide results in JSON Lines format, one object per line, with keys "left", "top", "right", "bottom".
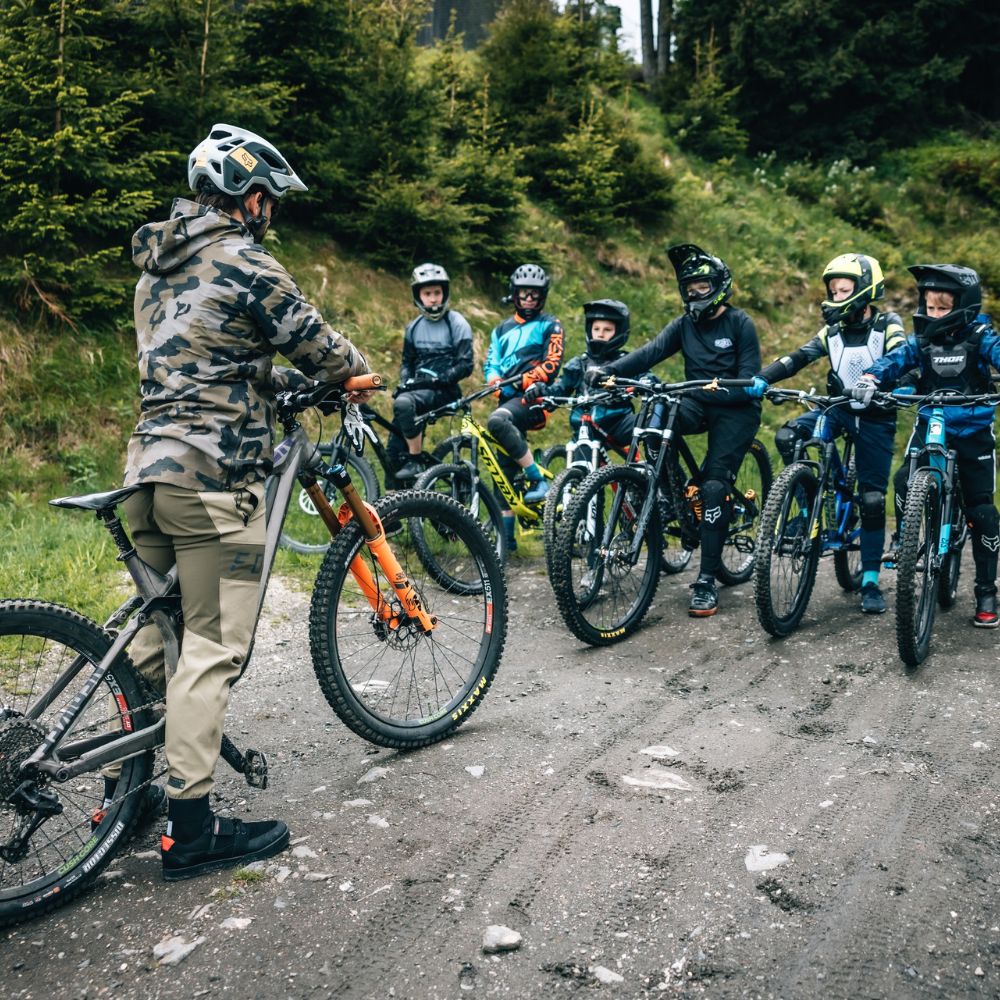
{"left": 0, "top": 376, "right": 507, "bottom": 925}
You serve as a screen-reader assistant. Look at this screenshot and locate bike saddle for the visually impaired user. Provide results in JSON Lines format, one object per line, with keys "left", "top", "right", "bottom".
{"left": 49, "top": 484, "right": 146, "bottom": 512}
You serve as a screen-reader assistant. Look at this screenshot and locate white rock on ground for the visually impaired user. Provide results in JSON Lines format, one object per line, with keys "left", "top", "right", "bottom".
{"left": 219, "top": 917, "right": 253, "bottom": 930}
{"left": 482, "top": 925, "right": 522, "bottom": 953}
{"left": 744, "top": 845, "right": 791, "bottom": 872}
{"left": 153, "top": 935, "right": 205, "bottom": 966}
{"left": 622, "top": 767, "right": 693, "bottom": 792}
{"left": 591, "top": 965, "right": 625, "bottom": 984}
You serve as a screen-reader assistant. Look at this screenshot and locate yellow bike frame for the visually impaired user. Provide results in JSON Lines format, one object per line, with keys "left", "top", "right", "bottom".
{"left": 459, "top": 414, "right": 552, "bottom": 521}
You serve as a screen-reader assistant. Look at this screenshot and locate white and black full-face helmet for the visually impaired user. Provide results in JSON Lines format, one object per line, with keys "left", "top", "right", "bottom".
{"left": 583, "top": 299, "right": 630, "bottom": 360}
{"left": 509, "top": 263, "right": 550, "bottom": 320}
{"left": 188, "top": 124, "right": 307, "bottom": 200}
{"left": 410, "top": 262, "right": 451, "bottom": 320}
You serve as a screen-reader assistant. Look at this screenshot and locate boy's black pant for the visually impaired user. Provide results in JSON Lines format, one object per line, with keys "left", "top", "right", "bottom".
{"left": 486, "top": 397, "right": 547, "bottom": 509}
{"left": 654, "top": 397, "right": 762, "bottom": 579}
{"left": 388, "top": 387, "right": 455, "bottom": 465}
{"left": 893, "top": 422, "right": 1000, "bottom": 588}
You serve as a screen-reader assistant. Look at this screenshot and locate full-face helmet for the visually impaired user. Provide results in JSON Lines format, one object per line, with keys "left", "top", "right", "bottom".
{"left": 410, "top": 262, "right": 450, "bottom": 320}
{"left": 508, "top": 263, "right": 550, "bottom": 320}
{"left": 821, "top": 253, "right": 885, "bottom": 328}
{"left": 667, "top": 244, "right": 733, "bottom": 323}
{"left": 909, "top": 263, "right": 982, "bottom": 345}
{"left": 583, "top": 299, "right": 630, "bottom": 360}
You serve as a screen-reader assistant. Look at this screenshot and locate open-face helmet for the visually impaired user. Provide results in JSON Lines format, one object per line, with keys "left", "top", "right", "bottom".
{"left": 188, "top": 124, "right": 307, "bottom": 200}
{"left": 821, "top": 253, "right": 885, "bottom": 328}
{"left": 509, "top": 263, "right": 550, "bottom": 320}
{"left": 909, "top": 263, "right": 982, "bottom": 345}
{"left": 667, "top": 244, "right": 732, "bottom": 323}
{"left": 583, "top": 299, "right": 630, "bottom": 360}
{"left": 411, "top": 262, "right": 450, "bottom": 320}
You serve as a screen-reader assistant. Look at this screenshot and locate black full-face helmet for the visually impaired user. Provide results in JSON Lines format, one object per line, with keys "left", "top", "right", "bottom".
{"left": 583, "top": 299, "right": 630, "bottom": 360}
{"left": 909, "top": 264, "right": 982, "bottom": 345}
{"left": 410, "top": 262, "right": 450, "bottom": 320}
{"left": 509, "top": 263, "right": 550, "bottom": 320}
{"left": 820, "top": 253, "right": 885, "bottom": 328}
{"left": 667, "top": 243, "right": 733, "bottom": 323}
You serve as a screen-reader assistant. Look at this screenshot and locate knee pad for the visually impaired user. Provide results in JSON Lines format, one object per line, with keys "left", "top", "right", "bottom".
{"left": 967, "top": 502, "right": 1000, "bottom": 548}
{"left": 775, "top": 423, "right": 804, "bottom": 464}
{"left": 486, "top": 408, "right": 513, "bottom": 437}
{"left": 393, "top": 394, "right": 418, "bottom": 431}
{"left": 700, "top": 478, "right": 731, "bottom": 528}
{"left": 892, "top": 468, "right": 909, "bottom": 519}
{"left": 860, "top": 490, "right": 886, "bottom": 532}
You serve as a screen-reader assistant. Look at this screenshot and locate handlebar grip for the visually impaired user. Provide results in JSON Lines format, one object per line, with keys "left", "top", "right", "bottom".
{"left": 344, "top": 373, "right": 383, "bottom": 391}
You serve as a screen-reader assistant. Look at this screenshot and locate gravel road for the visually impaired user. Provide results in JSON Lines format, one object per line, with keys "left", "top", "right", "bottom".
{"left": 4, "top": 554, "right": 999, "bottom": 1000}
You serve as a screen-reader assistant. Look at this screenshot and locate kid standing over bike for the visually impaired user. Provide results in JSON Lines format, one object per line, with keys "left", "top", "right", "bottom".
{"left": 390, "top": 263, "right": 474, "bottom": 482}
{"left": 853, "top": 264, "right": 1000, "bottom": 628}
{"left": 525, "top": 299, "right": 647, "bottom": 451}
{"left": 484, "top": 263, "right": 564, "bottom": 548}
{"left": 587, "top": 243, "right": 762, "bottom": 617}
{"left": 749, "top": 253, "right": 905, "bottom": 614}
{"left": 124, "top": 125, "right": 371, "bottom": 879}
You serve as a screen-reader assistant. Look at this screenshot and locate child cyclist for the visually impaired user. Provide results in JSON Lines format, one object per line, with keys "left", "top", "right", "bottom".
{"left": 390, "top": 263, "right": 474, "bottom": 482}
{"left": 587, "top": 244, "right": 762, "bottom": 618}
{"left": 853, "top": 264, "right": 1000, "bottom": 628}
{"left": 524, "top": 299, "right": 644, "bottom": 452}
{"left": 748, "top": 253, "right": 905, "bottom": 614}
{"left": 484, "top": 263, "right": 564, "bottom": 551}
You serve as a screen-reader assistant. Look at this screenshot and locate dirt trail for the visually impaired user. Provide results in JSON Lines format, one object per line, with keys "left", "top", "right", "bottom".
{"left": 4, "top": 557, "right": 999, "bottom": 1000}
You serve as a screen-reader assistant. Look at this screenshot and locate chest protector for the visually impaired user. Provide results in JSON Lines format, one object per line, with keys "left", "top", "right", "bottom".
{"left": 826, "top": 316, "right": 890, "bottom": 410}
{"left": 920, "top": 325, "right": 989, "bottom": 394}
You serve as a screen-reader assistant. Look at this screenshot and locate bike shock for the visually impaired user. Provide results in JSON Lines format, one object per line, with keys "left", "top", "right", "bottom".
{"left": 685, "top": 483, "right": 703, "bottom": 522}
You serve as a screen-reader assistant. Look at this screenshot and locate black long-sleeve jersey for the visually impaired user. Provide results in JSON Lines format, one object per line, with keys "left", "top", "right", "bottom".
{"left": 604, "top": 308, "right": 761, "bottom": 406}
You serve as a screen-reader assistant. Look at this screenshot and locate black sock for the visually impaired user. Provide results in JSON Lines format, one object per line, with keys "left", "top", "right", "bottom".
{"left": 167, "top": 795, "right": 211, "bottom": 841}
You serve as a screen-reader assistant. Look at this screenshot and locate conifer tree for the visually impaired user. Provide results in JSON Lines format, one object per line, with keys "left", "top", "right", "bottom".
{"left": 0, "top": 0, "right": 164, "bottom": 320}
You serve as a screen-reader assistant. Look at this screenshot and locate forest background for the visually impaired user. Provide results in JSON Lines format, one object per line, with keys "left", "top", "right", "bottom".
{"left": 1, "top": 0, "right": 999, "bottom": 612}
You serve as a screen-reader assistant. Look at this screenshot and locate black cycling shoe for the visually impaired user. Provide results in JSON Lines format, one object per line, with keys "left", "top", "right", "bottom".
{"left": 973, "top": 586, "right": 1000, "bottom": 629}
{"left": 394, "top": 459, "right": 423, "bottom": 482}
{"left": 162, "top": 809, "right": 290, "bottom": 882}
{"left": 860, "top": 582, "right": 887, "bottom": 615}
{"left": 688, "top": 575, "right": 718, "bottom": 617}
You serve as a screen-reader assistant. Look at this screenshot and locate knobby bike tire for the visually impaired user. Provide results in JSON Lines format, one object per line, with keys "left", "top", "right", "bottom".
{"left": 833, "top": 455, "right": 863, "bottom": 593}
{"left": 896, "top": 470, "right": 941, "bottom": 667}
{"left": 413, "top": 463, "right": 506, "bottom": 572}
{"left": 717, "top": 438, "right": 772, "bottom": 586}
{"left": 0, "top": 601, "right": 152, "bottom": 927}
{"left": 309, "top": 490, "right": 507, "bottom": 748}
{"left": 752, "top": 464, "right": 821, "bottom": 638}
{"left": 543, "top": 466, "right": 589, "bottom": 581}
{"left": 551, "top": 465, "right": 662, "bottom": 647}
{"left": 278, "top": 452, "right": 380, "bottom": 555}
{"left": 540, "top": 444, "right": 568, "bottom": 480}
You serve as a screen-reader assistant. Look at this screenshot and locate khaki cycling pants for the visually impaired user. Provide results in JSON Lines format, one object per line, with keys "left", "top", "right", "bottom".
{"left": 119, "top": 483, "right": 265, "bottom": 800}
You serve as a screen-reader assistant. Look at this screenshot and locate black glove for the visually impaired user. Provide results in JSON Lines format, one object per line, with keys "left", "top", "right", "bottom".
{"left": 584, "top": 366, "right": 610, "bottom": 387}
{"left": 523, "top": 382, "right": 547, "bottom": 404}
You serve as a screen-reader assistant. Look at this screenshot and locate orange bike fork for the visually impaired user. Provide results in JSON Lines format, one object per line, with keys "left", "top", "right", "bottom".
{"left": 302, "top": 471, "right": 437, "bottom": 634}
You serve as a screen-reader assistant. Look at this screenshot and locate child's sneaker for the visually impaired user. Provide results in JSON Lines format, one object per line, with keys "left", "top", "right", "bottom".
{"left": 973, "top": 586, "right": 999, "bottom": 628}
{"left": 688, "top": 575, "right": 718, "bottom": 617}
{"left": 859, "top": 582, "right": 886, "bottom": 615}
{"left": 523, "top": 478, "right": 550, "bottom": 505}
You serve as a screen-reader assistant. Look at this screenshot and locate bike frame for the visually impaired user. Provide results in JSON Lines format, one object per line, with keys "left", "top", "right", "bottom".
{"left": 21, "top": 383, "right": 432, "bottom": 786}
{"left": 786, "top": 399, "right": 859, "bottom": 554}
{"left": 904, "top": 404, "right": 960, "bottom": 558}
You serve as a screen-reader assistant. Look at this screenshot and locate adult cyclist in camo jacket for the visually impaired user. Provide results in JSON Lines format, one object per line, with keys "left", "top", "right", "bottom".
{"left": 122, "top": 124, "right": 370, "bottom": 881}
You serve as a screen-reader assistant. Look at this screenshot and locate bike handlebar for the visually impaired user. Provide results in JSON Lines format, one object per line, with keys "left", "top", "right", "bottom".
{"left": 598, "top": 376, "right": 753, "bottom": 395}
{"left": 872, "top": 388, "right": 1000, "bottom": 408}
{"left": 277, "top": 373, "right": 385, "bottom": 414}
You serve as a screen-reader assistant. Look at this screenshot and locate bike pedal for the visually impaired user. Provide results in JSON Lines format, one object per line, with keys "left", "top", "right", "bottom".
{"left": 243, "top": 748, "right": 269, "bottom": 789}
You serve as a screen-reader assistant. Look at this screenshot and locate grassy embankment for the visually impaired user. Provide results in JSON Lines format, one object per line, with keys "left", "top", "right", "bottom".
{"left": 2, "top": 100, "right": 997, "bottom": 619}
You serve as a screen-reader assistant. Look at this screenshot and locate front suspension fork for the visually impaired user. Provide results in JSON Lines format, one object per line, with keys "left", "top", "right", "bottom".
{"left": 301, "top": 467, "right": 436, "bottom": 633}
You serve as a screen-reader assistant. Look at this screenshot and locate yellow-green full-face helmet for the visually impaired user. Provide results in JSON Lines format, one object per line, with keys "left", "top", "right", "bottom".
{"left": 821, "top": 253, "right": 885, "bottom": 327}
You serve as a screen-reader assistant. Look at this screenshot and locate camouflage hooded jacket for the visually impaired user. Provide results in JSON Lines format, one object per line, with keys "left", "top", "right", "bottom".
{"left": 124, "top": 198, "right": 368, "bottom": 492}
